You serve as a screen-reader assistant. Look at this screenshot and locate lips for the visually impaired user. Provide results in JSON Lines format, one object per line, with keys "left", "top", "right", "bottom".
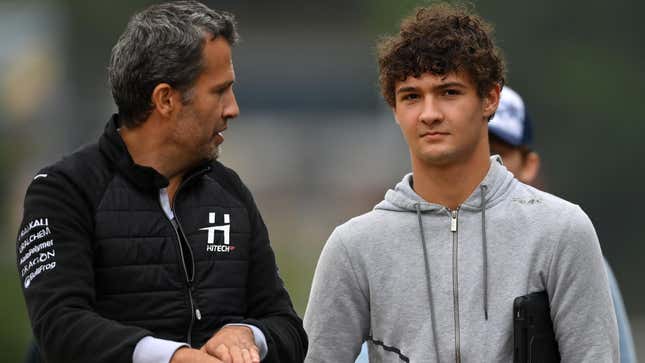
{"left": 213, "top": 129, "right": 225, "bottom": 145}
{"left": 420, "top": 131, "right": 449, "bottom": 138}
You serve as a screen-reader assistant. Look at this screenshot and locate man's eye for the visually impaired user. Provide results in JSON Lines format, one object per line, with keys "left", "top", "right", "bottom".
{"left": 402, "top": 94, "right": 419, "bottom": 101}
{"left": 212, "top": 85, "right": 233, "bottom": 95}
{"left": 444, "top": 89, "right": 461, "bottom": 96}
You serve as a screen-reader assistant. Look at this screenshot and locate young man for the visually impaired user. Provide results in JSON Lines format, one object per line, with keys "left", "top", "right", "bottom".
{"left": 489, "top": 86, "right": 637, "bottom": 363}
{"left": 16, "top": 2, "right": 307, "bottom": 363}
{"left": 304, "top": 4, "right": 618, "bottom": 362}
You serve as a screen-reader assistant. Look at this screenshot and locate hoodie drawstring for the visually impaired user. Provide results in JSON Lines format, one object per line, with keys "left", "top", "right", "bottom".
{"left": 416, "top": 203, "right": 442, "bottom": 363}
{"left": 480, "top": 185, "right": 489, "bottom": 320}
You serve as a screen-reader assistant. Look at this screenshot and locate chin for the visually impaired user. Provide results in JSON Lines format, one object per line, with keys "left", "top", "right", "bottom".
{"left": 208, "top": 145, "right": 221, "bottom": 160}
{"left": 416, "top": 150, "right": 459, "bottom": 166}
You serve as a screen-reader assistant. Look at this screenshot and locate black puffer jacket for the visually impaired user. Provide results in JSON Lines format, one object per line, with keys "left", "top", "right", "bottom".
{"left": 16, "top": 115, "right": 307, "bottom": 363}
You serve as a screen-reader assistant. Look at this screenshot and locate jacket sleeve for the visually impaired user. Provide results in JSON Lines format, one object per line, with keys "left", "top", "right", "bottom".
{"left": 16, "top": 170, "right": 151, "bottom": 363}
{"left": 605, "top": 261, "right": 637, "bottom": 363}
{"left": 546, "top": 205, "right": 619, "bottom": 362}
{"left": 233, "top": 177, "right": 308, "bottom": 363}
{"left": 303, "top": 228, "right": 369, "bottom": 363}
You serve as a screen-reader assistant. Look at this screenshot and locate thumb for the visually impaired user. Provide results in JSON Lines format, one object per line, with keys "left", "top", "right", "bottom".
{"left": 204, "top": 354, "right": 224, "bottom": 363}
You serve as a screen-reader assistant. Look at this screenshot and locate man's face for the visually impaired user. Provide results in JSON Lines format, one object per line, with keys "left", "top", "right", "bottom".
{"left": 489, "top": 138, "right": 524, "bottom": 176}
{"left": 171, "top": 36, "right": 239, "bottom": 163}
{"left": 393, "top": 72, "right": 497, "bottom": 167}
{"left": 489, "top": 137, "right": 540, "bottom": 185}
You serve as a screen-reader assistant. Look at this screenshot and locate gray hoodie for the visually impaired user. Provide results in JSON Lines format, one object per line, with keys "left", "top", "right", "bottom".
{"left": 304, "top": 156, "right": 618, "bottom": 362}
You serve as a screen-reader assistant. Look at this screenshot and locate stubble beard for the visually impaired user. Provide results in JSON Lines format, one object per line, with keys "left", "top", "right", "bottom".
{"left": 193, "top": 136, "right": 220, "bottom": 163}
{"left": 176, "top": 100, "right": 223, "bottom": 162}
{"left": 209, "top": 143, "right": 220, "bottom": 161}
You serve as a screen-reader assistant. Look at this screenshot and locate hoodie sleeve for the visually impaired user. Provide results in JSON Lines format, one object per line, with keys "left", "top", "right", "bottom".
{"left": 16, "top": 170, "right": 151, "bottom": 363}
{"left": 304, "top": 227, "right": 370, "bottom": 363}
{"left": 546, "top": 205, "right": 619, "bottom": 362}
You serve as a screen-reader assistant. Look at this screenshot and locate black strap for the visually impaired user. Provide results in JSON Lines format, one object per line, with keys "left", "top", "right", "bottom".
{"left": 367, "top": 336, "right": 410, "bottom": 362}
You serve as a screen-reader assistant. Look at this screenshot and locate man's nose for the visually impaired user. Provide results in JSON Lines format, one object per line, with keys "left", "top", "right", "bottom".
{"left": 223, "top": 90, "right": 240, "bottom": 120}
{"left": 418, "top": 96, "right": 443, "bottom": 125}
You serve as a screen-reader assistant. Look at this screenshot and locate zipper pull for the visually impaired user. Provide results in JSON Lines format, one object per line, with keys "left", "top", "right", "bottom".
{"left": 195, "top": 308, "right": 202, "bottom": 321}
{"left": 450, "top": 210, "right": 458, "bottom": 232}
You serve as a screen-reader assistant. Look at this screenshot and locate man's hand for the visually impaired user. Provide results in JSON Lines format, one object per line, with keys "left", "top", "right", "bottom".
{"left": 201, "top": 325, "right": 261, "bottom": 363}
{"left": 170, "top": 347, "right": 223, "bottom": 363}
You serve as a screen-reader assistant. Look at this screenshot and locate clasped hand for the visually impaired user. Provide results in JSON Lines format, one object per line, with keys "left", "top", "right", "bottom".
{"left": 171, "top": 325, "right": 261, "bottom": 363}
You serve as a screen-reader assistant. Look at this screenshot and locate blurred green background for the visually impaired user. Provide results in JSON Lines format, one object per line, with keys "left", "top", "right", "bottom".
{"left": 1, "top": 0, "right": 643, "bottom": 361}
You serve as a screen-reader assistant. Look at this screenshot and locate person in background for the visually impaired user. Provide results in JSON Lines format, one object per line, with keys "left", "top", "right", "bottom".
{"left": 16, "top": 2, "right": 307, "bottom": 363}
{"left": 488, "top": 86, "right": 637, "bottom": 363}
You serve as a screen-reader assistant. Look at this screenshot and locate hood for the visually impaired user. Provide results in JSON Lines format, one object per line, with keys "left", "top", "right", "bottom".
{"left": 375, "top": 155, "right": 515, "bottom": 213}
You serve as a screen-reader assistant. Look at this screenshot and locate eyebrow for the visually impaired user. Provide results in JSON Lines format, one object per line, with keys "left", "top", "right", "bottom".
{"left": 212, "top": 79, "right": 235, "bottom": 92}
{"left": 436, "top": 82, "right": 467, "bottom": 89}
{"left": 395, "top": 81, "right": 468, "bottom": 95}
{"left": 396, "top": 86, "right": 419, "bottom": 94}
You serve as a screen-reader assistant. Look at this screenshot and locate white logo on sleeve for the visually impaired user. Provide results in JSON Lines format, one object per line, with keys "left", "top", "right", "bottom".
{"left": 200, "top": 213, "right": 235, "bottom": 253}
{"left": 18, "top": 217, "right": 57, "bottom": 288}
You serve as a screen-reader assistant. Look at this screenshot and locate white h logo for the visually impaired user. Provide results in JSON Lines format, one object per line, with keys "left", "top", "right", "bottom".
{"left": 200, "top": 213, "right": 230, "bottom": 245}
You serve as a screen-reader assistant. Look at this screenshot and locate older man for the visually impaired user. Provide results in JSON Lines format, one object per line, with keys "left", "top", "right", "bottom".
{"left": 16, "top": 2, "right": 307, "bottom": 363}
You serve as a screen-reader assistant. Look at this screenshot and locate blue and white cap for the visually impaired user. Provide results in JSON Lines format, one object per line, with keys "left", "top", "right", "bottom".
{"left": 488, "top": 86, "right": 533, "bottom": 147}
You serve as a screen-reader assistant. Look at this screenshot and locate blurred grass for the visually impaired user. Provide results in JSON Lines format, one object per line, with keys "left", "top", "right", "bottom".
{"left": 275, "top": 245, "right": 318, "bottom": 317}
{"left": 0, "top": 264, "right": 31, "bottom": 363}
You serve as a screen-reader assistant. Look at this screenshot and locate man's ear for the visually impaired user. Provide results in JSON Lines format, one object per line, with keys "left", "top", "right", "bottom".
{"left": 519, "top": 151, "right": 541, "bottom": 185}
{"left": 483, "top": 83, "right": 502, "bottom": 119}
{"left": 151, "top": 83, "right": 178, "bottom": 118}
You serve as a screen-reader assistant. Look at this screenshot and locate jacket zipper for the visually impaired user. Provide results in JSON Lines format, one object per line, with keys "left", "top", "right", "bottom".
{"left": 173, "top": 210, "right": 201, "bottom": 346}
{"left": 162, "top": 217, "right": 198, "bottom": 346}
{"left": 158, "top": 168, "right": 208, "bottom": 346}
{"left": 450, "top": 209, "right": 461, "bottom": 363}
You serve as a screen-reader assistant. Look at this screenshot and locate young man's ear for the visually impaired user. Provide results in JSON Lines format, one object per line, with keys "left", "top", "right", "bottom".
{"left": 151, "top": 83, "right": 179, "bottom": 118}
{"left": 483, "top": 83, "right": 502, "bottom": 119}
{"left": 519, "top": 151, "right": 541, "bottom": 185}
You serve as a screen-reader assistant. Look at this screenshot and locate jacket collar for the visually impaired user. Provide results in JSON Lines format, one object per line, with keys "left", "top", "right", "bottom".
{"left": 98, "top": 114, "right": 211, "bottom": 191}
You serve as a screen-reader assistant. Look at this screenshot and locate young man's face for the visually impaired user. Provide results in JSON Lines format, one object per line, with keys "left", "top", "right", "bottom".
{"left": 393, "top": 72, "right": 498, "bottom": 168}
{"left": 171, "top": 36, "right": 239, "bottom": 163}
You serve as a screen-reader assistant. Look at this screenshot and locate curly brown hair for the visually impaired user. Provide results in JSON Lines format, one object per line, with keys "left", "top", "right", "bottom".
{"left": 377, "top": 3, "right": 505, "bottom": 107}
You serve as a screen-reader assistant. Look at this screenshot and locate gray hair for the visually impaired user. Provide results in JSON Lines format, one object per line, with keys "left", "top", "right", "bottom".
{"left": 108, "top": 1, "right": 238, "bottom": 127}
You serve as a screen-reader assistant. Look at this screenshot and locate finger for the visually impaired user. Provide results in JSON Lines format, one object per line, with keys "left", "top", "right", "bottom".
{"left": 229, "top": 344, "right": 244, "bottom": 363}
{"left": 203, "top": 352, "right": 225, "bottom": 363}
{"left": 201, "top": 342, "right": 213, "bottom": 355}
{"left": 249, "top": 346, "right": 260, "bottom": 363}
{"left": 241, "top": 348, "right": 252, "bottom": 363}
{"left": 212, "top": 344, "right": 232, "bottom": 363}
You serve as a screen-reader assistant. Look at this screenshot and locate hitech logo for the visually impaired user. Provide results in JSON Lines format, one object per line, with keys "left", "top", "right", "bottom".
{"left": 200, "top": 212, "right": 236, "bottom": 253}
